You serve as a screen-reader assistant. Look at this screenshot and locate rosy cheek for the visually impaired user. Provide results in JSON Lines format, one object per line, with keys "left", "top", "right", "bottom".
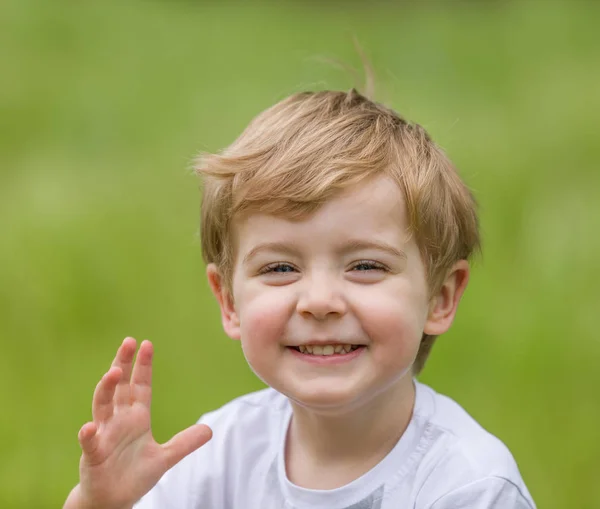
{"left": 239, "top": 292, "right": 291, "bottom": 346}
{"left": 360, "top": 298, "right": 423, "bottom": 350}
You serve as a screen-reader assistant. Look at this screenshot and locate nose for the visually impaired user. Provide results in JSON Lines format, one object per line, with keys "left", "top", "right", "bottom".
{"left": 296, "top": 273, "right": 347, "bottom": 320}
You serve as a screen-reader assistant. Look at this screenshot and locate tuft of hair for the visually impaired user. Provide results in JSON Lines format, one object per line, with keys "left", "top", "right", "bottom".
{"left": 195, "top": 89, "right": 480, "bottom": 375}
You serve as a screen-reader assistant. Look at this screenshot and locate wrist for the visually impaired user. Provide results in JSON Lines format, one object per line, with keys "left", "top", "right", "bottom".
{"left": 64, "top": 484, "right": 133, "bottom": 509}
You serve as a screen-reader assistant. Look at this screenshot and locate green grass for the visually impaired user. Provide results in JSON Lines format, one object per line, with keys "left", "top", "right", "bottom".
{"left": 2, "top": 1, "right": 599, "bottom": 507}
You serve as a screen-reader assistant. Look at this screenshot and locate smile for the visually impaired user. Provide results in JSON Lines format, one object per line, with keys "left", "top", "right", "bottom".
{"left": 288, "top": 344, "right": 365, "bottom": 364}
{"left": 292, "top": 344, "right": 361, "bottom": 356}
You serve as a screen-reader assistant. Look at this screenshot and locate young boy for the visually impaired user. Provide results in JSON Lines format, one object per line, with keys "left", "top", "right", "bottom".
{"left": 64, "top": 89, "right": 535, "bottom": 509}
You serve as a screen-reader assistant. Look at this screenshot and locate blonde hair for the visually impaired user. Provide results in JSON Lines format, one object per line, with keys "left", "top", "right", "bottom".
{"left": 195, "top": 89, "right": 480, "bottom": 374}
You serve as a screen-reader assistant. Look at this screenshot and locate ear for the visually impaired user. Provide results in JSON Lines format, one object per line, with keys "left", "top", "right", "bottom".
{"left": 423, "top": 260, "right": 470, "bottom": 336}
{"left": 206, "top": 263, "right": 241, "bottom": 340}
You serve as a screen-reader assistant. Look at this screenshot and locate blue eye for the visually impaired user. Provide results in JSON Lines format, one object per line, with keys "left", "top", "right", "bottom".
{"left": 260, "top": 263, "right": 296, "bottom": 274}
{"left": 352, "top": 261, "right": 386, "bottom": 271}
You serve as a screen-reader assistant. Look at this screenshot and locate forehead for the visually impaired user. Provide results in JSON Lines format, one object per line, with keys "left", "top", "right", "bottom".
{"left": 232, "top": 175, "right": 410, "bottom": 250}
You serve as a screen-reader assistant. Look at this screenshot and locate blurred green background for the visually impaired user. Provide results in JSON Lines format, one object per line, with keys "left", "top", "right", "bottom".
{"left": 2, "top": 0, "right": 599, "bottom": 507}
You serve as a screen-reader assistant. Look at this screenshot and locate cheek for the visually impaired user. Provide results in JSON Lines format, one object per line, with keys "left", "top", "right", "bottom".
{"left": 356, "top": 284, "right": 429, "bottom": 357}
{"left": 237, "top": 289, "right": 291, "bottom": 347}
{"left": 235, "top": 289, "right": 292, "bottom": 386}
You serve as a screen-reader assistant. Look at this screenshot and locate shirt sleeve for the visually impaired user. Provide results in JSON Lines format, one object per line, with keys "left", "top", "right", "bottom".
{"left": 429, "top": 477, "right": 535, "bottom": 509}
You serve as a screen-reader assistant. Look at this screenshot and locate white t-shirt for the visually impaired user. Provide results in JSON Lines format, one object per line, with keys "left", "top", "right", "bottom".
{"left": 135, "top": 381, "right": 535, "bottom": 509}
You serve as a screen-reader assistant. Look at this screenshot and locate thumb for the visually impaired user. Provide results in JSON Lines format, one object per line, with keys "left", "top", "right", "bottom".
{"left": 162, "top": 424, "right": 213, "bottom": 470}
{"left": 78, "top": 422, "right": 101, "bottom": 459}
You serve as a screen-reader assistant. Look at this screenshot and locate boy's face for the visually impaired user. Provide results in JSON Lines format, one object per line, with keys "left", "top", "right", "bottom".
{"left": 208, "top": 174, "right": 468, "bottom": 414}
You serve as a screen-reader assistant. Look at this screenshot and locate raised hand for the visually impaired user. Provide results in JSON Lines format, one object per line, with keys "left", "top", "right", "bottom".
{"left": 64, "top": 338, "right": 213, "bottom": 509}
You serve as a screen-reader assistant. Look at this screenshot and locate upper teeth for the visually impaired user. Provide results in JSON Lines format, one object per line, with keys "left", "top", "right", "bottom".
{"left": 297, "top": 344, "right": 359, "bottom": 356}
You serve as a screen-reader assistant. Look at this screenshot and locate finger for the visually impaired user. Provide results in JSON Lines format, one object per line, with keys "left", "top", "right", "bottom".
{"left": 78, "top": 421, "right": 99, "bottom": 455}
{"left": 92, "top": 366, "right": 122, "bottom": 423}
{"left": 162, "top": 424, "right": 213, "bottom": 470}
{"left": 131, "top": 340, "right": 153, "bottom": 408}
{"left": 112, "top": 337, "right": 137, "bottom": 406}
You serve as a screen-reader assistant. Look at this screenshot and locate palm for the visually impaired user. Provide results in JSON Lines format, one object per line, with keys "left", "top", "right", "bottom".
{"left": 72, "top": 338, "right": 212, "bottom": 509}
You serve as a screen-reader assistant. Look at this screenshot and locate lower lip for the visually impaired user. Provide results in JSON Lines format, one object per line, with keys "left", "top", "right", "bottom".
{"left": 287, "top": 346, "right": 366, "bottom": 365}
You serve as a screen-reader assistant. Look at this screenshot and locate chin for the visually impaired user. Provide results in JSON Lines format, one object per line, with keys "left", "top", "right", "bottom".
{"left": 283, "top": 383, "right": 369, "bottom": 414}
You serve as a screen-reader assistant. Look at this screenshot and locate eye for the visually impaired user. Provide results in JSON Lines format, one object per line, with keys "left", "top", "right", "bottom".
{"left": 350, "top": 260, "right": 388, "bottom": 272}
{"left": 259, "top": 262, "right": 298, "bottom": 274}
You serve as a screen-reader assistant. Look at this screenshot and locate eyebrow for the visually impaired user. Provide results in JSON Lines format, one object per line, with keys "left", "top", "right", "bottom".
{"left": 242, "top": 239, "right": 407, "bottom": 265}
{"left": 242, "top": 242, "right": 299, "bottom": 265}
{"left": 340, "top": 239, "right": 407, "bottom": 260}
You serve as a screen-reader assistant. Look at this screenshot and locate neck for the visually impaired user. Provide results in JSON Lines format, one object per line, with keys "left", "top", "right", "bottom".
{"left": 285, "top": 377, "right": 416, "bottom": 489}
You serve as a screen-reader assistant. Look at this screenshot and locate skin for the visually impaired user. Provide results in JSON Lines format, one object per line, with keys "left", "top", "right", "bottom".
{"left": 64, "top": 174, "right": 469, "bottom": 506}
{"left": 63, "top": 338, "right": 212, "bottom": 509}
{"left": 208, "top": 175, "right": 470, "bottom": 489}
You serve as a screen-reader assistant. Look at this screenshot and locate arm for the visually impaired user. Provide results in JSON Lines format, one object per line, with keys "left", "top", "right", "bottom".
{"left": 429, "top": 477, "right": 535, "bottom": 509}
{"left": 63, "top": 338, "right": 213, "bottom": 509}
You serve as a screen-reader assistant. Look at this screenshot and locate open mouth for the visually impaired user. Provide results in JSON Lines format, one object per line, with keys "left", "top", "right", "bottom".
{"left": 290, "top": 344, "right": 363, "bottom": 356}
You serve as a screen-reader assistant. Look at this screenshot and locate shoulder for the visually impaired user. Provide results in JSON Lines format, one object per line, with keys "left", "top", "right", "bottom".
{"left": 134, "top": 388, "right": 289, "bottom": 508}
{"left": 414, "top": 381, "right": 524, "bottom": 478}
{"left": 411, "top": 381, "right": 535, "bottom": 508}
